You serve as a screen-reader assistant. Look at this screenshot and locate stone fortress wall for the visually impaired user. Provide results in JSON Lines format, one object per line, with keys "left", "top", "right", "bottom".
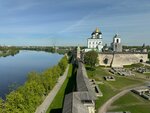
{"left": 98, "top": 52, "right": 148, "bottom": 67}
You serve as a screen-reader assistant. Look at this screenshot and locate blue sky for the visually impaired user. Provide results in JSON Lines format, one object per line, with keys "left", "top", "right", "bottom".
{"left": 0, "top": 0, "right": 150, "bottom": 46}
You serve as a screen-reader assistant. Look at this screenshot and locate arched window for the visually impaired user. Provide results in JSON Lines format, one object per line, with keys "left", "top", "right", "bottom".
{"left": 116, "top": 39, "right": 119, "bottom": 43}
{"left": 140, "top": 59, "right": 143, "bottom": 63}
{"left": 103, "top": 58, "right": 109, "bottom": 64}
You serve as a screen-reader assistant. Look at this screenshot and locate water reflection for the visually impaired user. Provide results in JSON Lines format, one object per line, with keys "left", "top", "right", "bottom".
{"left": 0, "top": 50, "right": 63, "bottom": 99}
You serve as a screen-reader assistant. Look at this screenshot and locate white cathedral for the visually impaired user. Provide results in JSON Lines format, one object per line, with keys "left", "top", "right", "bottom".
{"left": 85, "top": 28, "right": 103, "bottom": 52}
{"left": 84, "top": 28, "right": 123, "bottom": 53}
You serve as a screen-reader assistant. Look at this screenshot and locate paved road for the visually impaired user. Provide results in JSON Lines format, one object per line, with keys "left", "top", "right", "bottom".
{"left": 98, "top": 85, "right": 146, "bottom": 113}
{"left": 35, "top": 65, "right": 69, "bottom": 113}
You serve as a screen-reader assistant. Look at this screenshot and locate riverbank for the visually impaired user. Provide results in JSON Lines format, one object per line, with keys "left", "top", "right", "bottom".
{"left": 0, "top": 55, "right": 68, "bottom": 113}
{"left": 35, "top": 64, "right": 69, "bottom": 113}
{"left": 0, "top": 46, "right": 19, "bottom": 57}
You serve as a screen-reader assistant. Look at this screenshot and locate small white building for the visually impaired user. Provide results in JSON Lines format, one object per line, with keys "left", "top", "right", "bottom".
{"left": 85, "top": 28, "right": 103, "bottom": 52}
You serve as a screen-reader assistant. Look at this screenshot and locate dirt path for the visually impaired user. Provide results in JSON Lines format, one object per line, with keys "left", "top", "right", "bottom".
{"left": 35, "top": 65, "right": 69, "bottom": 113}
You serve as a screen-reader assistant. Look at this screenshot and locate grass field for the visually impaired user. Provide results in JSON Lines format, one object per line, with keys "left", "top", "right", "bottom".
{"left": 86, "top": 66, "right": 146, "bottom": 113}
{"left": 112, "top": 92, "right": 144, "bottom": 105}
{"left": 109, "top": 92, "right": 150, "bottom": 113}
{"left": 86, "top": 66, "right": 112, "bottom": 81}
{"left": 107, "top": 76, "right": 143, "bottom": 89}
{"left": 46, "top": 64, "right": 76, "bottom": 113}
{"left": 124, "top": 63, "right": 144, "bottom": 68}
{"left": 95, "top": 83, "right": 118, "bottom": 110}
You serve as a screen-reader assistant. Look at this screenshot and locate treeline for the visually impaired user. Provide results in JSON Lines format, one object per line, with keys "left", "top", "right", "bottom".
{"left": 0, "top": 56, "right": 68, "bottom": 113}
{"left": 123, "top": 45, "right": 150, "bottom": 50}
{"left": 0, "top": 46, "right": 19, "bottom": 57}
{"left": 19, "top": 46, "right": 56, "bottom": 53}
{"left": 19, "top": 46, "right": 75, "bottom": 55}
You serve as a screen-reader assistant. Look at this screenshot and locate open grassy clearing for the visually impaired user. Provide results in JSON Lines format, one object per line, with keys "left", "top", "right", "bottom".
{"left": 124, "top": 63, "right": 144, "bottom": 68}
{"left": 110, "top": 104, "right": 150, "bottom": 113}
{"left": 109, "top": 92, "right": 150, "bottom": 113}
{"left": 95, "top": 83, "right": 118, "bottom": 110}
{"left": 86, "top": 66, "right": 144, "bottom": 90}
{"left": 86, "top": 65, "right": 146, "bottom": 113}
{"left": 107, "top": 76, "right": 143, "bottom": 89}
{"left": 112, "top": 92, "right": 146, "bottom": 106}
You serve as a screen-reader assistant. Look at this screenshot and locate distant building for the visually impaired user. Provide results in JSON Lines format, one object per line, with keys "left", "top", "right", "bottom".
{"left": 85, "top": 28, "right": 103, "bottom": 52}
{"left": 77, "top": 45, "right": 81, "bottom": 58}
{"left": 111, "top": 34, "right": 122, "bottom": 52}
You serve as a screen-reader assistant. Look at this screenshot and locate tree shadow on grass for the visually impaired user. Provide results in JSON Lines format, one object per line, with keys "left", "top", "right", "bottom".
{"left": 64, "top": 63, "right": 77, "bottom": 94}
{"left": 50, "top": 108, "right": 62, "bottom": 113}
{"left": 85, "top": 66, "right": 95, "bottom": 71}
{"left": 49, "top": 64, "right": 77, "bottom": 113}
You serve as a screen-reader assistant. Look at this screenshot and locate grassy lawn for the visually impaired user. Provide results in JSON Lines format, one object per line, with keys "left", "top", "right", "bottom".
{"left": 108, "top": 76, "right": 143, "bottom": 89}
{"left": 144, "top": 73, "right": 150, "bottom": 76}
{"left": 109, "top": 92, "right": 150, "bottom": 113}
{"left": 124, "top": 63, "right": 144, "bottom": 68}
{"left": 46, "top": 64, "right": 75, "bottom": 113}
{"left": 86, "top": 66, "right": 146, "bottom": 113}
{"left": 95, "top": 83, "right": 118, "bottom": 110}
{"left": 112, "top": 92, "right": 144, "bottom": 106}
{"left": 110, "top": 104, "right": 150, "bottom": 113}
{"left": 86, "top": 65, "right": 112, "bottom": 81}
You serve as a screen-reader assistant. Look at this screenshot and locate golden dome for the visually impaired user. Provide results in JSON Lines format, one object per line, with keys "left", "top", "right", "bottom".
{"left": 95, "top": 28, "right": 100, "bottom": 33}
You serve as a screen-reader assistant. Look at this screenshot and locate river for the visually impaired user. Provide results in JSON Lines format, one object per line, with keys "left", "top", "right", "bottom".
{"left": 0, "top": 50, "right": 63, "bottom": 99}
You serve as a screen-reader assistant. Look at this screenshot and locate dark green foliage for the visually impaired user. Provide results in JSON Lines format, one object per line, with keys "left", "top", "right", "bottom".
{"left": 0, "top": 46, "right": 19, "bottom": 57}
{"left": 1, "top": 56, "right": 68, "bottom": 113}
{"left": 84, "top": 51, "right": 99, "bottom": 68}
{"left": 58, "top": 56, "right": 68, "bottom": 75}
{"left": 124, "top": 63, "right": 144, "bottom": 68}
{"left": 148, "top": 52, "right": 150, "bottom": 58}
{"left": 0, "top": 98, "right": 3, "bottom": 112}
{"left": 19, "top": 46, "right": 74, "bottom": 55}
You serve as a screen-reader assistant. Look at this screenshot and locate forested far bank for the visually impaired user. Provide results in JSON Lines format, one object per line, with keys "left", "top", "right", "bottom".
{"left": 0, "top": 55, "right": 68, "bottom": 113}
{"left": 0, "top": 46, "right": 19, "bottom": 57}
{"left": 18, "top": 46, "right": 75, "bottom": 55}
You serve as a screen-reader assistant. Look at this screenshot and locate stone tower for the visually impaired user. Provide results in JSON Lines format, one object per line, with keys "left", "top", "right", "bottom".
{"left": 77, "top": 45, "right": 81, "bottom": 58}
{"left": 87, "top": 28, "right": 103, "bottom": 52}
{"left": 111, "top": 34, "right": 122, "bottom": 52}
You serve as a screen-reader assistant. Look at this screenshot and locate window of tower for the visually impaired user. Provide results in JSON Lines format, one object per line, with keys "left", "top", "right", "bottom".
{"left": 117, "top": 39, "right": 119, "bottom": 43}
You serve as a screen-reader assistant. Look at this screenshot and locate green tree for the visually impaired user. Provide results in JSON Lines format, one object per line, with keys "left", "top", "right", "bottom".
{"left": 84, "top": 51, "right": 99, "bottom": 68}
{"left": 58, "top": 56, "right": 68, "bottom": 75}
{"left": 1, "top": 55, "right": 68, "bottom": 112}
{"left": 0, "top": 98, "right": 3, "bottom": 112}
{"left": 5, "top": 91, "right": 25, "bottom": 113}
{"left": 42, "top": 69, "right": 55, "bottom": 94}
